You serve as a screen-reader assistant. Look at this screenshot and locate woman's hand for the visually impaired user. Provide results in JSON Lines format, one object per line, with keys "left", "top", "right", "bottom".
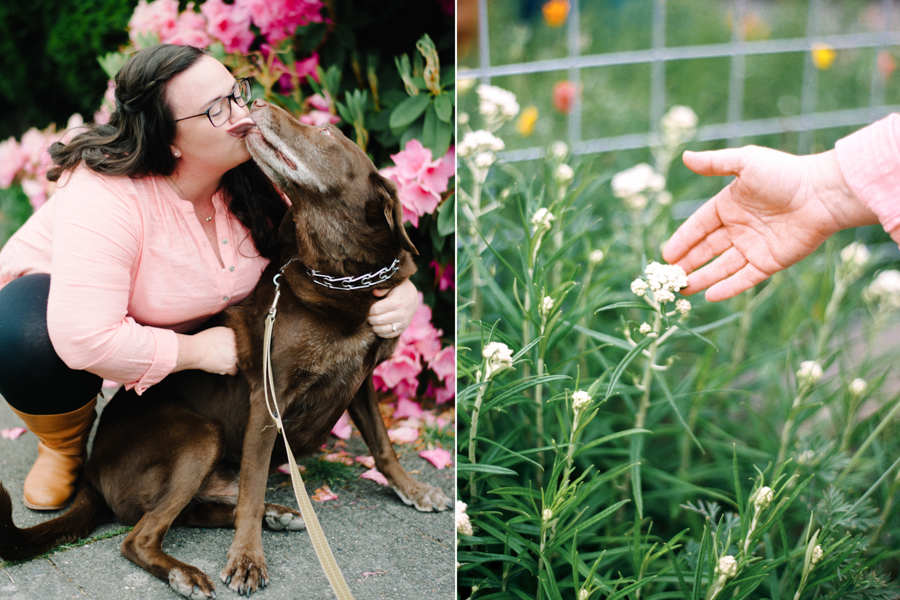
{"left": 662, "top": 147, "right": 878, "bottom": 302}
{"left": 368, "top": 279, "right": 419, "bottom": 339}
{"left": 174, "top": 326, "right": 239, "bottom": 375}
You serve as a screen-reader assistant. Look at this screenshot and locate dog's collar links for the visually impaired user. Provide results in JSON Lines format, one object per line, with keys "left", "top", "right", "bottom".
{"left": 306, "top": 258, "right": 400, "bottom": 291}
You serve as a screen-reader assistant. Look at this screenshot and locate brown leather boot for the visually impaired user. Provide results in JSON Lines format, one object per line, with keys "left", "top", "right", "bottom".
{"left": 9, "top": 397, "right": 97, "bottom": 511}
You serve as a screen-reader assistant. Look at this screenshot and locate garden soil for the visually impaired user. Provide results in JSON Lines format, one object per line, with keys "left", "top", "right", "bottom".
{"left": 0, "top": 394, "right": 455, "bottom": 600}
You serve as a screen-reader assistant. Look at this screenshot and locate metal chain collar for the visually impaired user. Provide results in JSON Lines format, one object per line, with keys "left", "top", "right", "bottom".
{"left": 306, "top": 258, "right": 400, "bottom": 290}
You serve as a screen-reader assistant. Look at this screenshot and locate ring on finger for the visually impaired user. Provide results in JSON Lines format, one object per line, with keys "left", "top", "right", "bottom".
{"left": 391, "top": 323, "right": 397, "bottom": 332}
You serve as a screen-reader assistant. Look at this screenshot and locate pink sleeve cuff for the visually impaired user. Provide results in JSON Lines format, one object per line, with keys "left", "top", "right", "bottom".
{"left": 835, "top": 114, "right": 900, "bottom": 246}
{"left": 124, "top": 328, "right": 179, "bottom": 395}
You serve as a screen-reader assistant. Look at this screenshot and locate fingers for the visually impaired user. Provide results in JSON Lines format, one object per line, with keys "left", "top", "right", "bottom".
{"left": 663, "top": 195, "right": 726, "bottom": 265}
{"left": 369, "top": 280, "right": 419, "bottom": 339}
{"left": 682, "top": 148, "right": 751, "bottom": 178}
{"left": 678, "top": 246, "right": 769, "bottom": 302}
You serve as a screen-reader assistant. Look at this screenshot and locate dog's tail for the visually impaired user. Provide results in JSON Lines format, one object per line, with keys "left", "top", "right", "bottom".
{"left": 0, "top": 481, "right": 109, "bottom": 561}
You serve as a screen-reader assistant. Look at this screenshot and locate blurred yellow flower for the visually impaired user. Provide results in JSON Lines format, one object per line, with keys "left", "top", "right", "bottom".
{"left": 542, "top": 0, "right": 570, "bottom": 28}
{"left": 517, "top": 105, "right": 539, "bottom": 136}
{"left": 811, "top": 43, "right": 837, "bottom": 70}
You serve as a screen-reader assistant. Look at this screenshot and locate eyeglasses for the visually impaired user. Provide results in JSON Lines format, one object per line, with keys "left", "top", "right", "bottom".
{"left": 174, "top": 78, "right": 252, "bottom": 128}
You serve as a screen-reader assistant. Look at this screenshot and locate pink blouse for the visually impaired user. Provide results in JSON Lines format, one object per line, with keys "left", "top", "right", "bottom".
{"left": 0, "top": 166, "right": 271, "bottom": 394}
{"left": 835, "top": 113, "right": 900, "bottom": 246}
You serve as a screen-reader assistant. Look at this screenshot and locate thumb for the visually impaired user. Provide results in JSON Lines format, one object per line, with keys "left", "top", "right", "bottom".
{"left": 683, "top": 148, "right": 751, "bottom": 178}
{"left": 371, "top": 287, "right": 389, "bottom": 297}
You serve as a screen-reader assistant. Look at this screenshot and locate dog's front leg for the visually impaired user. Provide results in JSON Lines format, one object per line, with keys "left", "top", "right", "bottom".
{"left": 348, "top": 376, "right": 451, "bottom": 512}
{"left": 221, "top": 390, "right": 279, "bottom": 596}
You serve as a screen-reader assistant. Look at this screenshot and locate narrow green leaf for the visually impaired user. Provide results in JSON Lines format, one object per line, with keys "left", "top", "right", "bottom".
{"left": 388, "top": 93, "right": 431, "bottom": 130}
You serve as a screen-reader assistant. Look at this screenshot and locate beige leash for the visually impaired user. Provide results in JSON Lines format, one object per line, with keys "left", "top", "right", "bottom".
{"left": 262, "top": 261, "right": 354, "bottom": 600}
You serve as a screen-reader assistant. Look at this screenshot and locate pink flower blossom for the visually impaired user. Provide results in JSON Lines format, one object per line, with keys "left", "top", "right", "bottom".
{"left": 380, "top": 140, "right": 455, "bottom": 227}
{"left": 388, "top": 426, "right": 420, "bottom": 445}
{"left": 430, "top": 259, "right": 455, "bottom": 291}
{"left": 374, "top": 351, "right": 421, "bottom": 392}
{"left": 164, "top": 4, "right": 213, "bottom": 48}
{"left": 330, "top": 411, "right": 352, "bottom": 439}
{"left": 1, "top": 427, "right": 27, "bottom": 440}
{"left": 427, "top": 378, "right": 456, "bottom": 405}
{"left": 355, "top": 455, "right": 375, "bottom": 469}
{"left": 311, "top": 485, "right": 338, "bottom": 502}
{"left": 307, "top": 93, "right": 331, "bottom": 112}
{"left": 238, "top": 0, "right": 324, "bottom": 44}
{"left": 299, "top": 111, "right": 341, "bottom": 127}
{"left": 429, "top": 345, "right": 456, "bottom": 382}
{"left": 94, "top": 81, "right": 117, "bottom": 126}
{"left": 360, "top": 468, "right": 389, "bottom": 486}
{"left": 393, "top": 397, "right": 424, "bottom": 420}
{"left": 201, "top": 0, "right": 254, "bottom": 53}
{"left": 0, "top": 138, "right": 25, "bottom": 188}
{"left": 419, "top": 447, "right": 452, "bottom": 469}
{"left": 262, "top": 46, "right": 320, "bottom": 92}
{"left": 129, "top": 0, "right": 180, "bottom": 48}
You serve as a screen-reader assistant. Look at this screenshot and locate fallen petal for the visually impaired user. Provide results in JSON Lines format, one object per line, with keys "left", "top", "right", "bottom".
{"left": 311, "top": 485, "right": 339, "bottom": 502}
{"left": 419, "top": 448, "right": 453, "bottom": 470}
{"left": 355, "top": 455, "right": 375, "bottom": 469}
{"left": 388, "top": 425, "right": 420, "bottom": 445}
{"left": 360, "top": 468, "right": 389, "bottom": 486}
{"left": 1, "top": 427, "right": 27, "bottom": 440}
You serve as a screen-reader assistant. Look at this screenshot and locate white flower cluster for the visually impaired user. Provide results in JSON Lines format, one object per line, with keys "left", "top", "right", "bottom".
{"left": 639, "top": 322, "right": 653, "bottom": 335}
{"left": 715, "top": 555, "right": 738, "bottom": 579}
{"left": 661, "top": 105, "right": 698, "bottom": 148}
{"left": 456, "top": 501, "right": 473, "bottom": 536}
{"left": 632, "top": 262, "right": 688, "bottom": 303}
{"left": 849, "top": 377, "right": 867, "bottom": 397}
{"left": 839, "top": 241, "right": 870, "bottom": 281}
{"left": 589, "top": 249, "right": 604, "bottom": 264}
{"left": 797, "top": 360, "right": 823, "bottom": 387}
{"left": 555, "top": 163, "right": 574, "bottom": 187}
{"left": 482, "top": 341, "right": 514, "bottom": 380}
{"left": 751, "top": 486, "right": 774, "bottom": 511}
{"left": 863, "top": 269, "right": 900, "bottom": 309}
{"left": 572, "top": 390, "right": 591, "bottom": 411}
{"left": 458, "top": 129, "right": 505, "bottom": 158}
{"left": 611, "top": 163, "right": 666, "bottom": 211}
{"left": 550, "top": 141, "right": 569, "bottom": 160}
{"left": 531, "top": 207, "right": 555, "bottom": 234}
{"left": 810, "top": 544, "right": 823, "bottom": 567}
{"left": 477, "top": 84, "right": 519, "bottom": 123}
{"left": 540, "top": 296, "right": 554, "bottom": 319}
{"left": 675, "top": 298, "right": 691, "bottom": 317}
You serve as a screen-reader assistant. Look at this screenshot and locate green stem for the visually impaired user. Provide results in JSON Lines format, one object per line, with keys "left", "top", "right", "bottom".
{"left": 468, "top": 382, "right": 487, "bottom": 498}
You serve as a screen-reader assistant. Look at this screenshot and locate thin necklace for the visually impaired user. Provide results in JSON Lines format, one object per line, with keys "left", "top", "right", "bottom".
{"left": 166, "top": 175, "right": 214, "bottom": 222}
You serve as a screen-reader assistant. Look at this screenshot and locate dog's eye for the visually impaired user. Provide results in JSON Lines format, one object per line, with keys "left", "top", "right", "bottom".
{"left": 320, "top": 128, "right": 333, "bottom": 137}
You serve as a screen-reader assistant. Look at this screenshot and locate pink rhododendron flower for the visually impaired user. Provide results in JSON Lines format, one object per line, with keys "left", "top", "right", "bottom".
{"left": 427, "top": 378, "right": 456, "bottom": 404}
{"left": 307, "top": 93, "right": 331, "bottom": 112}
{"left": 429, "top": 345, "right": 456, "bottom": 383}
{"left": 373, "top": 351, "right": 421, "bottom": 391}
{"left": 0, "top": 138, "right": 25, "bottom": 188}
{"left": 262, "top": 46, "right": 320, "bottom": 92}
{"left": 1, "top": 427, "right": 27, "bottom": 440}
{"left": 165, "top": 4, "right": 213, "bottom": 47}
{"left": 388, "top": 426, "right": 420, "bottom": 445}
{"left": 430, "top": 260, "right": 455, "bottom": 291}
{"left": 393, "top": 397, "right": 424, "bottom": 420}
{"left": 360, "top": 468, "right": 389, "bottom": 486}
{"left": 299, "top": 111, "right": 341, "bottom": 127}
{"left": 94, "top": 81, "right": 117, "bottom": 126}
{"left": 311, "top": 485, "right": 338, "bottom": 502}
{"left": 129, "top": 0, "right": 180, "bottom": 48}
{"left": 330, "top": 411, "right": 352, "bottom": 439}
{"left": 201, "top": 0, "right": 254, "bottom": 53}
{"left": 238, "top": 0, "right": 324, "bottom": 44}
{"left": 419, "top": 447, "right": 452, "bottom": 469}
{"left": 380, "top": 140, "right": 455, "bottom": 227}
{"left": 355, "top": 455, "right": 375, "bottom": 469}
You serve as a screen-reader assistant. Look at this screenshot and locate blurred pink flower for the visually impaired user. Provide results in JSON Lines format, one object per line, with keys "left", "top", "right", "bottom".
{"left": 388, "top": 426, "right": 420, "bottom": 444}
{"left": 299, "top": 111, "right": 341, "bottom": 127}
{"left": 129, "top": 0, "right": 180, "bottom": 48}
{"left": 430, "top": 259, "right": 454, "bottom": 291}
{"left": 355, "top": 455, "right": 375, "bottom": 469}
{"left": 380, "top": 140, "right": 454, "bottom": 227}
{"left": 360, "top": 468, "right": 389, "bottom": 486}
{"left": 201, "top": 0, "right": 254, "bottom": 53}
{"left": 322, "top": 452, "right": 354, "bottom": 466}
{"left": 419, "top": 447, "right": 452, "bottom": 469}
{"left": 427, "top": 378, "right": 456, "bottom": 404}
{"left": 1, "top": 427, "right": 27, "bottom": 440}
{"left": 239, "top": 0, "right": 324, "bottom": 44}
{"left": 165, "top": 5, "right": 213, "bottom": 48}
{"left": 553, "top": 80, "right": 578, "bottom": 114}
{"left": 277, "top": 463, "right": 307, "bottom": 474}
{"left": 261, "top": 47, "right": 320, "bottom": 92}
{"left": 401, "top": 299, "right": 442, "bottom": 363}
{"left": 429, "top": 345, "right": 456, "bottom": 383}
{"left": 0, "top": 138, "right": 25, "bottom": 188}
{"left": 330, "top": 411, "right": 352, "bottom": 439}
{"left": 393, "top": 397, "right": 424, "bottom": 420}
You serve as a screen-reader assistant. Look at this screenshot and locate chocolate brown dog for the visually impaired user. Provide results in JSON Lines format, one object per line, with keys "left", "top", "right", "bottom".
{"left": 0, "top": 101, "right": 451, "bottom": 598}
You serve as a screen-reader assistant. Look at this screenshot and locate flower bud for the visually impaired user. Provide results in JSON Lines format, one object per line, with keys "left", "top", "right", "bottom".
{"left": 540, "top": 296, "right": 555, "bottom": 319}
{"left": 456, "top": 501, "right": 473, "bottom": 536}
{"left": 542, "top": 508, "right": 553, "bottom": 522}
{"left": 751, "top": 486, "right": 774, "bottom": 511}
{"left": 572, "top": 390, "right": 591, "bottom": 412}
{"left": 482, "top": 342, "right": 514, "bottom": 380}
{"left": 849, "top": 378, "right": 867, "bottom": 397}
{"left": 639, "top": 322, "right": 652, "bottom": 335}
{"left": 811, "top": 544, "right": 823, "bottom": 567}
{"left": 531, "top": 207, "right": 555, "bottom": 234}
{"left": 797, "top": 361, "right": 823, "bottom": 387}
{"left": 716, "top": 555, "right": 738, "bottom": 579}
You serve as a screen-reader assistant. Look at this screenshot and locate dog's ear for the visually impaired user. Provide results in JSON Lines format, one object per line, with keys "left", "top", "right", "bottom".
{"left": 277, "top": 209, "right": 297, "bottom": 245}
{"left": 370, "top": 173, "right": 418, "bottom": 256}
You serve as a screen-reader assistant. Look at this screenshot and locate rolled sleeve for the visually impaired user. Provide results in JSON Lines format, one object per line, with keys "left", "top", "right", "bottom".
{"left": 835, "top": 113, "right": 900, "bottom": 246}
{"left": 124, "top": 327, "right": 179, "bottom": 395}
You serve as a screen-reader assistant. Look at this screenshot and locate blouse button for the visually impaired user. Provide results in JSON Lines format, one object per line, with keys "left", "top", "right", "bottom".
{"left": 223, "top": 296, "right": 229, "bottom": 302}
{"left": 229, "top": 266, "right": 235, "bottom": 272}
{"left": 222, "top": 239, "right": 228, "bottom": 244}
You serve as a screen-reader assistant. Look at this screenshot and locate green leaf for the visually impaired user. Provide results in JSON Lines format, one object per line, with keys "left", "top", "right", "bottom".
{"left": 456, "top": 463, "right": 518, "bottom": 476}
{"left": 434, "top": 93, "right": 452, "bottom": 122}
{"left": 421, "top": 103, "right": 452, "bottom": 158}
{"left": 389, "top": 93, "right": 430, "bottom": 131}
{"left": 437, "top": 193, "right": 455, "bottom": 237}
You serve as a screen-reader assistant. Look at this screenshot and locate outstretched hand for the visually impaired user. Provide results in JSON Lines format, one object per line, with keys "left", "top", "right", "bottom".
{"left": 662, "top": 147, "right": 877, "bottom": 302}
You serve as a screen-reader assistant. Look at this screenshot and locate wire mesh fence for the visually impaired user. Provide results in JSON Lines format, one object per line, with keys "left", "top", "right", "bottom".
{"left": 458, "top": 0, "right": 900, "bottom": 163}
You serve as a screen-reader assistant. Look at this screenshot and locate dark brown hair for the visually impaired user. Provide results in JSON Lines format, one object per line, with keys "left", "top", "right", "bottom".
{"left": 47, "top": 44, "right": 286, "bottom": 259}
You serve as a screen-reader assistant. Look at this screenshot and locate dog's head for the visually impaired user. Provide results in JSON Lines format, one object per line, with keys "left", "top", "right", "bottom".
{"left": 230, "top": 101, "right": 417, "bottom": 271}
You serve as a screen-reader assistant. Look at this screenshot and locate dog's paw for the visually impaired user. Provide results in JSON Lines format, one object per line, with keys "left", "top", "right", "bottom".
{"left": 168, "top": 566, "right": 217, "bottom": 599}
{"left": 221, "top": 551, "right": 269, "bottom": 597}
{"left": 263, "top": 504, "right": 306, "bottom": 531}
{"left": 393, "top": 481, "right": 452, "bottom": 512}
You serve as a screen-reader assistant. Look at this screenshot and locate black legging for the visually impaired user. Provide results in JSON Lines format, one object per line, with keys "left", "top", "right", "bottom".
{"left": 0, "top": 274, "right": 102, "bottom": 415}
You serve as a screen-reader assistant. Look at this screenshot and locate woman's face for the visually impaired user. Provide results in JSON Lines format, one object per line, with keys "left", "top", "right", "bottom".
{"left": 166, "top": 55, "right": 251, "bottom": 177}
